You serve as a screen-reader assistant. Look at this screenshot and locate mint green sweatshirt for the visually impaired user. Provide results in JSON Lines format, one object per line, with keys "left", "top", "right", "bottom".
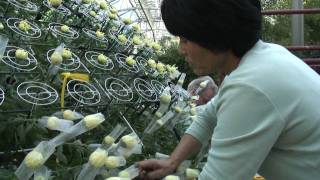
{"left": 186, "top": 40, "right": 320, "bottom": 180}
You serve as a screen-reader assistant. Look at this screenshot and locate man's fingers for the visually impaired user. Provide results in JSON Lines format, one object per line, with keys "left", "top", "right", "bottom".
{"left": 138, "top": 159, "right": 159, "bottom": 170}
{"left": 146, "top": 169, "right": 166, "bottom": 179}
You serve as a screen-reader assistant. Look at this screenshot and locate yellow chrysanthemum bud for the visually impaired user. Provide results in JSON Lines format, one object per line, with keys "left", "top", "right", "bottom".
{"left": 120, "top": 135, "right": 137, "bottom": 149}
{"left": 15, "top": 49, "right": 28, "bottom": 60}
{"left": 89, "top": 148, "right": 108, "bottom": 168}
{"left": 84, "top": 114, "right": 104, "bottom": 129}
{"left": 103, "top": 135, "right": 115, "bottom": 145}
{"left": 25, "top": 151, "right": 44, "bottom": 169}
{"left": 105, "top": 156, "right": 120, "bottom": 169}
{"left": 47, "top": 116, "right": 59, "bottom": 130}
{"left": 186, "top": 168, "right": 200, "bottom": 180}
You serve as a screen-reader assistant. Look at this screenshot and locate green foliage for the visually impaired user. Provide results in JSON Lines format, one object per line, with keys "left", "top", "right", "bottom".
{"left": 262, "top": 0, "right": 320, "bottom": 47}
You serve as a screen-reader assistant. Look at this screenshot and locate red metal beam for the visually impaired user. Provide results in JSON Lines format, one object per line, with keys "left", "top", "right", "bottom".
{"left": 262, "top": 8, "right": 320, "bottom": 15}
{"left": 286, "top": 46, "right": 320, "bottom": 51}
{"left": 303, "top": 58, "right": 320, "bottom": 65}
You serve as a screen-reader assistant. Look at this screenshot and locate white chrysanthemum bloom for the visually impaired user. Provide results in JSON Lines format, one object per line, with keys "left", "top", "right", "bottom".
{"left": 164, "top": 175, "right": 180, "bottom": 180}
{"left": 120, "top": 135, "right": 137, "bottom": 149}
{"left": 103, "top": 135, "right": 115, "bottom": 145}
{"left": 99, "top": 0, "right": 108, "bottom": 9}
{"left": 147, "top": 59, "right": 157, "bottom": 68}
{"left": 132, "top": 24, "right": 140, "bottom": 32}
{"left": 174, "top": 107, "right": 182, "bottom": 113}
{"left": 97, "top": 54, "right": 109, "bottom": 64}
{"left": 186, "top": 168, "right": 200, "bottom": 180}
{"left": 156, "top": 119, "right": 164, "bottom": 126}
{"left": 190, "top": 115, "right": 197, "bottom": 121}
{"left": 49, "top": 0, "right": 62, "bottom": 7}
{"left": 82, "top": 0, "right": 93, "bottom": 4}
{"left": 89, "top": 148, "right": 108, "bottom": 168}
{"left": 199, "top": 80, "right": 209, "bottom": 88}
{"left": 108, "top": 12, "right": 117, "bottom": 19}
{"left": 155, "top": 112, "right": 163, "bottom": 118}
{"left": 15, "top": 49, "right": 28, "bottom": 60}
{"left": 50, "top": 52, "right": 63, "bottom": 65}
{"left": 47, "top": 116, "right": 59, "bottom": 130}
{"left": 125, "top": 56, "right": 136, "bottom": 66}
{"left": 105, "top": 156, "right": 120, "bottom": 169}
{"left": 152, "top": 43, "right": 162, "bottom": 51}
{"left": 132, "top": 36, "right": 142, "bottom": 45}
{"left": 60, "top": 25, "right": 69, "bottom": 33}
{"left": 34, "top": 176, "right": 45, "bottom": 180}
{"left": 190, "top": 108, "right": 197, "bottom": 116}
{"left": 159, "top": 94, "right": 171, "bottom": 104}
{"left": 96, "top": 30, "right": 105, "bottom": 39}
{"left": 156, "top": 62, "right": 165, "bottom": 73}
{"left": 63, "top": 110, "right": 77, "bottom": 120}
{"left": 24, "top": 151, "right": 44, "bottom": 169}
{"left": 0, "top": 22, "right": 4, "bottom": 30}
{"left": 18, "top": 20, "right": 31, "bottom": 32}
{"left": 118, "top": 34, "right": 127, "bottom": 43}
{"left": 122, "top": 18, "right": 132, "bottom": 25}
{"left": 118, "top": 170, "right": 130, "bottom": 178}
{"left": 62, "top": 48, "right": 72, "bottom": 59}
{"left": 84, "top": 113, "right": 105, "bottom": 129}
{"left": 110, "top": 8, "right": 117, "bottom": 14}
{"left": 105, "top": 177, "right": 130, "bottom": 180}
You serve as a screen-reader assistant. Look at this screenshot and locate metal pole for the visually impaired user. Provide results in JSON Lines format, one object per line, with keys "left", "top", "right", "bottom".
{"left": 286, "top": 45, "right": 320, "bottom": 51}
{"left": 292, "top": 0, "right": 304, "bottom": 45}
{"left": 262, "top": 8, "right": 320, "bottom": 15}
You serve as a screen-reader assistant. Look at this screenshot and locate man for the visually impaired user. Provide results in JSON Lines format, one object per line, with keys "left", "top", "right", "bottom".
{"left": 138, "top": 0, "right": 320, "bottom": 180}
{"left": 187, "top": 76, "right": 218, "bottom": 106}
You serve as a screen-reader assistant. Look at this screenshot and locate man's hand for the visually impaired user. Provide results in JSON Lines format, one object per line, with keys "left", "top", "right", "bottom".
{"left": 137, "top": 134, "right": 203, "bottom": 179}
{"left": 137, "top": 158, "right": 178, "bottom": 180}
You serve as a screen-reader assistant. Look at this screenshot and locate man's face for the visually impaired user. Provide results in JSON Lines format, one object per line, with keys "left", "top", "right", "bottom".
{"left": 179, "top": 37, "right": 229, "bottom": 76}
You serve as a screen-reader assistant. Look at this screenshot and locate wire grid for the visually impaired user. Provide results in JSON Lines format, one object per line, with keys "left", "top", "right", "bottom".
{"left": 133, "top": 78, "right": 158, "bottom": 102}
{"left": 7, "top": 0, "right": 39, "bottom": 12}
{"left": 0, "top": 88, "right": 4, "bottom": 105}
{"left": 46, "top": 49, "right": 82, "bottom": 72}
{"left": 6, "top": 18, "right": 41, "bottom": 39}
{"left": 84, "top": 51, "right": 114, "bottom": 71}
{"left": 114, "top": 53, "right": 139, "bottom": 73}
{"left": 135, "top": 56, "right": 156, "bottom": 74}
{"left": 43, "top": 0, "right": 72, "bottom": 16}
{"left": 49, "top": 22, "right": 79, "bottom": 40}
{"left": 67, "top": 79, "right": 101, "bottom": 105}
{"left": 82, "top": 28, "right": 109, "bottom": 44}
{"left": 17, "top": 81, "right": 58, "bottom": 106}
{"left": 2, "top": 46, "right": 38, "bottom": 72}
{"left": 151, "top": 79, "right": 165, "bottom": 95}
{"left": 104, "top": 77, "right": 133, "bottom": 102}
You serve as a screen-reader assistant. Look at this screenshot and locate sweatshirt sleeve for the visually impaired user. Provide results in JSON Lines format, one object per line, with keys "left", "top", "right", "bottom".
{"left": 185, "top": 98, "right": 217, "bottom": 144}
{"left": 200, "top": 83, "right": 285, "bottom": 180}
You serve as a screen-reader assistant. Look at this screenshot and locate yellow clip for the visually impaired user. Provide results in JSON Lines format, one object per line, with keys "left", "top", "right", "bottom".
{"left": 253, "top": 175, "right": 265, "bottom": 180}
{"left": 60, "top": 72, "right": 90, "bottom": 108}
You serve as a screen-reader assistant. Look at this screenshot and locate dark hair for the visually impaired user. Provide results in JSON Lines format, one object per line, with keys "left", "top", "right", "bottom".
{"left": 161, "top": 0, "right": 262, "bottom": 57}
